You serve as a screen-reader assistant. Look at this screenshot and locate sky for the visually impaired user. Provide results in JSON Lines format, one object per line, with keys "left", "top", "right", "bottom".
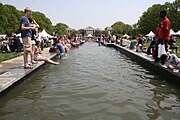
{"left": 1, "top": 0, "right": 175, "bottom": 29}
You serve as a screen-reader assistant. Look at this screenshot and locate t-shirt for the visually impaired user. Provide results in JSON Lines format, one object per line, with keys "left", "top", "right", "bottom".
{"left": 166, "top": 54, "right": 180, "bottom": 67}
{"left": 57, "top": 43, "right": 65, "bottom": 53}
{"left": 161, "top": 17, "right": 171, "bottom": 40}
{"left": 155, "top": 27, "right": 162, "bottom": 39}
{"left": 168, "top": 54, "right": 180, "bottom": 63}
{"left": 20, "top": 16, "right": 32, "bottom": 38}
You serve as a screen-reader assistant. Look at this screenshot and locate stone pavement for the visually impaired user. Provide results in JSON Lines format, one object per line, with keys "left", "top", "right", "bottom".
{"left": 0, "top": 48, "right": 57, "bottom": 97}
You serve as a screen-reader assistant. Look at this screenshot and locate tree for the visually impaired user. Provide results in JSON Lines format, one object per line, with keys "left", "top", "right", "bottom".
{"left": 111, "top": 21, "right": 132, "bottom": 37}
{"left": 54, "top": 22, "right": 68, "bottom": 36}
{"left": 137, "top": 0, "right": 180, "bottom": 35}
{"left": 100, "top": 30, "right": 108, "bottom": 36}
{"left": 0, "top": 3, "right": 56, "bottom": 36}
{"left": 137, "top": 4, "right": 165, "bottom": 35}
{"left": 168, "top": 0, "right": 180, "bottom": 31}
{"left": 79, "top": 29, "right": 85, "bottom": 36}
{"left": 71, "top": 30, "right": 80, "bottom": 37}
{"left": 0, "top": 4, "right": 23, "bottom": 36}
{"left": 32, "top": 12, "right": 54, "bottom": 35}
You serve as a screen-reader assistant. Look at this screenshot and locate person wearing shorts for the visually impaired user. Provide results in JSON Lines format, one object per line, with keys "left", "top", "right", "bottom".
{"left": 20, "top": 7, "right": 35, "bottom": 69}
{"left": 29, "top": 18, "right": 39, "bottom": 64}
{"left": 34, "top": 46, "right": 59, "bottom": 65}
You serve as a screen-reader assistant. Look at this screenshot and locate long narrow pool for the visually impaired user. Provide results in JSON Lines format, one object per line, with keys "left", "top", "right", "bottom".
{"left": 0, "top": 43, "right": 180, "bottom": 120}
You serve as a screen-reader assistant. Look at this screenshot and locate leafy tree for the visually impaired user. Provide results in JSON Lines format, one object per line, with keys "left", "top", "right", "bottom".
{"left": 54, "top": 22, "right": 68, "bottom": 36}
{"left": 32, "top": 12, "right": 54, "bottom": 35}
{"left": 100, "top": 30, "right": 108, "bottom": 36}
{"left": 71, "top": 30, "right": 80, "bottom": 37}
{"left": 111, "top": 21, "right": 132, "bottom": 36}
{"left": 0, "top": 4, "right": 23, "bottom": 36}
{"left": 94, "top": 28, "right": 100, "bottom": 37}
{"left": 0, "top": 3, "right": 56, "bottom": 36}
{"left": 137, "top": 0, "right": 180, "bottom": 35}
{"left": 168, "top": 0, "right": 180, "bottom": 31}
{"left": 79, "top": 29, "right": 85, "bottom": 36}
{"left": 137, "top": 4, "right": 165, "bottom": 35}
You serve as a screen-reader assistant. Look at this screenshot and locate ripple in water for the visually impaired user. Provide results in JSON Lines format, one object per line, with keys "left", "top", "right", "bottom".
{"left": 0, "top": 43, "right": 180, "bottom": 120}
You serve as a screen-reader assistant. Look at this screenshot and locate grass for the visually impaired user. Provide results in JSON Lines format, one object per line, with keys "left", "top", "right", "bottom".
{"left": 0, "top": 52, "right": 22, "bottom": 62}
{"left": 143, "top": 39, "right": 180, "bottom": 57}
{"left": 174, "top": 40, "right": 180, "bottom": 57}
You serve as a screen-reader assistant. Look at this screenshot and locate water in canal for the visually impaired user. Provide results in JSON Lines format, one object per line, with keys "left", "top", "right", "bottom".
{"left": 0, "top": 43, "right": 180, "bottom": 120}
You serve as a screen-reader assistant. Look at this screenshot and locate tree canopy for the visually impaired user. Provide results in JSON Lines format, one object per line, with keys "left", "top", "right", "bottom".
{"left": 1, "top": 0, "right": 180, "bottom": 37}
{"left": 31, "top": 12, "right": 54, "bottom": 35}
{"left": 54, "top": 22, "right": 68, "bottom": 36}
{"left": 111, "top": 21, "right": 132, "bottom": 37}
{"left": 137, "top": 0, "right": 180, "bottom": 35}
{"left": 0, "top": 3, "right": 23, "bottom": 36}
{"left": 0, "top": 3, "right": 67, "bottom": 37}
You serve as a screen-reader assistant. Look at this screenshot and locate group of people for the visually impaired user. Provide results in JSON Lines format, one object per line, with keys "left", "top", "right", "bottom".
{"left": 117, "top": 10, "right": 180, "bottom": 72}
{"left": 20, "top": 7, "right": 84, "bottom": 69}
{"left": 20, "top": 7, "right": 59, "bottom": 69}
{"left": 0, "top": 33, "right": 23, "bottom": 53}
{"left": 151, "top": 10, "right": 179, "bottom": 72}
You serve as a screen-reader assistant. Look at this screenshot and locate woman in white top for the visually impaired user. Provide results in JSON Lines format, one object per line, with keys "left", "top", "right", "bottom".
{"left": 34, "top": 46, "right": 59, "bottom": 65}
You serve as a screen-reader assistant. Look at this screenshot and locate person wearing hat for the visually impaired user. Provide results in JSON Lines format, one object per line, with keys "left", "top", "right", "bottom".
{"left": 20, "top": 7, "right": 36, "bottom": 69}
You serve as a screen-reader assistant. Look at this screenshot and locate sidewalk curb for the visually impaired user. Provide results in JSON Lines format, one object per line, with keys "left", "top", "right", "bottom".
{"left": 0, "top": 52, "right": 57, "bottom": 98}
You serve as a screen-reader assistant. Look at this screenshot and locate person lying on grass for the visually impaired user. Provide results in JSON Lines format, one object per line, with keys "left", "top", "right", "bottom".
{"left": 34, "top": 46, "right": 59, "bottom": 65}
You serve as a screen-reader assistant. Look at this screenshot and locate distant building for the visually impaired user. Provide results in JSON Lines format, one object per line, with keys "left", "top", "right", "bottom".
{"left": 67, "top": 27, "right": 74, "bottom": 34}
{"left": 84, "top": 26, "right": 96, "bottom": 36}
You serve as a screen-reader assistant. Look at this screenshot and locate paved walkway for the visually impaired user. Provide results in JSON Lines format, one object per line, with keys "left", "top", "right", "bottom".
{"left": 0, "top": 48, "right": 57, "bottom": 96}
{"left": 0, "top": 48, "right": 52, "bottom": 73}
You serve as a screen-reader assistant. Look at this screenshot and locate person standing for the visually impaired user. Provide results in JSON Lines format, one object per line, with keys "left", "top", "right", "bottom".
{"left": 29, "top": 18, "right": 39, "bottom": 64}
{"left": 155, "top": 24, "right": 163, "bottom": 62}
{"left": 20, "top": 7, "right": 35, "bottom": 69}
{"left": 160, "top": 10, "right": 171, "bottom": 52}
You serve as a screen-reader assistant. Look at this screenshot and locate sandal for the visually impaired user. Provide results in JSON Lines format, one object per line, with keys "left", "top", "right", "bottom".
{"left": 31, "top": 61, "right": 38, "bottom": 64}
{"left": 24, "top": 65, "right": 33, "bottom": 69}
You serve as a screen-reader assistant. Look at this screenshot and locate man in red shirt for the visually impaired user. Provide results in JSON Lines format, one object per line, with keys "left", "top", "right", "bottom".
{"left": 160, "top": 10, "right": 171, "bottom": 51}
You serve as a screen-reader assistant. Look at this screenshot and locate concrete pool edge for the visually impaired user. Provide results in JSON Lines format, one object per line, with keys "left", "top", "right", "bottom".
{"left": 106, "top": 43, "right": 180, "bottom": 82}
{"left": 0, "top": 52, "right": 57, "bottom": 98}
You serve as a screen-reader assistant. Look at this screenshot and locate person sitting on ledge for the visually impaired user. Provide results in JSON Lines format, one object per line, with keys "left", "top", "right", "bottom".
{"left": 55, "top": 40, "right": 66, "bottom": 59}
{"left": 34, "top": 46, "right": 59, "bottom": 65}
{"left": 160, "top": 53, "right": 180, "bottom": 72}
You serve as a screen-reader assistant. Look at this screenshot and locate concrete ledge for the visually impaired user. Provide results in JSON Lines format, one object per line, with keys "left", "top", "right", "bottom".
{"left": 106, "top": 43, "right": 180, "bottom": 83}
{"left": 0, "top": 52, "right": 57, "bottom": 98}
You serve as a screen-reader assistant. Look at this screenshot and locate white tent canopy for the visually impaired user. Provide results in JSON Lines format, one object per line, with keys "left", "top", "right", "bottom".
{"left": 41, "top": 29, "right": 53, "bottom": 38}
{"left": 0, "top": 34, "right": 7, "bottom": 39}
{"left": 174, "top": 30, "right": 180, "bottom": 35}
{"left": 122, "top": 34, "right": 130, "bottom": 38}
{"left": 146, "top": 31, "right": 155, "bottom": 37}
{"left": 87, "top": 34, "right": 93, "bottom": 38}
{"left": 170, "top": 29, "right": 176, "bottom": 35}
{"left": 17, "top": 33, "right": 21, "bottom": 37}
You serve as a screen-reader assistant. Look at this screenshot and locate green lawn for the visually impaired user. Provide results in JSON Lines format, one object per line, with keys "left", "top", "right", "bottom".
{"left": 143, "top": 39, "right": 180, "bottom": 57}
{"left": 174, "top": 40, "right": 180, "bottom": 57}
{"left": 0, "top": 52, "right": 22, "bottom": 62}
